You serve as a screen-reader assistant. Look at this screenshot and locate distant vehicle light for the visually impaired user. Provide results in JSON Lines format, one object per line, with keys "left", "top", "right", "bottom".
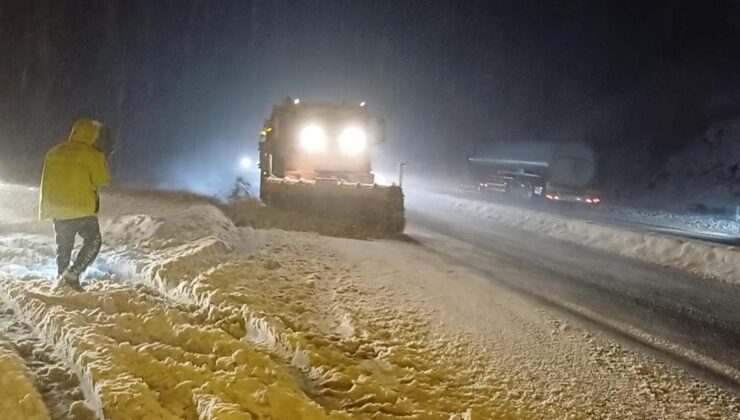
{"left": 293, "top": 98, "right": 300, "bottom": 105}
{"left": 338, "top": 127, "right": 367, "bottom": 155}
{"left": 360, "top": 101, "right": 366, "bottom": 107}
{"left": 299, "top": 124, "right": 327, "bottom": 152}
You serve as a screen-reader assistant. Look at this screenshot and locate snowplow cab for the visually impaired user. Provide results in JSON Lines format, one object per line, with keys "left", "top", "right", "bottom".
{"left": 258, "top": 99, "right": 404, "bottom": 237}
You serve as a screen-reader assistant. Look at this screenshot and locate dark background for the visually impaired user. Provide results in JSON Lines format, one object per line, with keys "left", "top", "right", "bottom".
{"left": 1, "top": 0, "right": 738, "bottom": 193}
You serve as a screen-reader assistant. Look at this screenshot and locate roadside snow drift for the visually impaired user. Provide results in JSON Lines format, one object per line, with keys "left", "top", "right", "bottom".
{"left": 410, "top": 191, "right": 740, "bottom": 285}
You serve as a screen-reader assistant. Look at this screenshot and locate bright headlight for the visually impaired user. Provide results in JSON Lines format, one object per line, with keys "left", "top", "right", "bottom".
{"left": 299, "top": 124, "right": 327, "bottom": 152}
{"left": 338, "top": 127, "right": 367, "bottom": 155}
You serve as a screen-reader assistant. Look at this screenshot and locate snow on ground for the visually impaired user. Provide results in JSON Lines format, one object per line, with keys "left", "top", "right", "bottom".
{"left": 2, "top": 186, "right": 507, "bottom": 417}
{"left": 321, "top": 233, "right": 740, "bottom": 418}
{"left": 0, "top": 330, "right": 50, "bottom": 419}
{"left": 410, "top": 190, "right": 740, "bottom": 285}
{"left": 0, "top": 297, "right": 92, "bottom": 419}
{"left": 1, "top": 184, "right": 740, "bottom": 418}
{"left": 0, "top": 276, "right": 332, "bottom": 419}
{"left": 605, "top": 205, "right": 740, "bottom": 235}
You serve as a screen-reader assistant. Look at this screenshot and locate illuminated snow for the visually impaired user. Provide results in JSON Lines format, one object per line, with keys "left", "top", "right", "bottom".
{"left": 0, "top": 185, "right": 738, "bottom": 418}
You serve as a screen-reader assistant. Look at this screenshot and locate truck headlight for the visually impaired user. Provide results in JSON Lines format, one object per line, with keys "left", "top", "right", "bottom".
{"left": 339, "top": 127, "right": 367, "bottom": 155}
{"left": 299, "top": 124, "right": 327, "bottom": 153}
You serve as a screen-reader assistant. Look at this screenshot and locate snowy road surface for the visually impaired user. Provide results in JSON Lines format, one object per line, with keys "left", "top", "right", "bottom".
{"left": 411, "top": 191, "right": 740, "bottom": 284}
{"left": 405, "top": 200, "right": 740, "bottom": 387}
{"left": 0, "top": 184, "right": 739, "bottom": 418}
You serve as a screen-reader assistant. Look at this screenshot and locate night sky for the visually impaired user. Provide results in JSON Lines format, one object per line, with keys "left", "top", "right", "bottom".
{"left": 1, "top": 0, "right": 738, "bottom": 192}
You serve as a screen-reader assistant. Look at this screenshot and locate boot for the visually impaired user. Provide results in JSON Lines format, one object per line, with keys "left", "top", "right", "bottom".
{"left": 56, "top": 269, "right": 83, "bottom": 291}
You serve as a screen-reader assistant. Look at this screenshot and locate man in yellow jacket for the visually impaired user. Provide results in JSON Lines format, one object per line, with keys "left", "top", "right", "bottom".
{"left": 40, "top": 119, "right": 110, "bottom": 290}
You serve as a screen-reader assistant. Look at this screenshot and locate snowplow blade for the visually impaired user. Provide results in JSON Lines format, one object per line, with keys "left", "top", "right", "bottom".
{"left": 259, "top": 180, "right": 405, "bottom": 238}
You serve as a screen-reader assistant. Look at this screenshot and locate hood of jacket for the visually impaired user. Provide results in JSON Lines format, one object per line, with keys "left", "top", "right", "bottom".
{"left": 68, "top": 119, "right": 102, "bottom": 145}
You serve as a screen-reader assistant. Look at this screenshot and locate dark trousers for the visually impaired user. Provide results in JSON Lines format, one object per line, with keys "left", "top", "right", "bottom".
{"left": 53, "top": 216, "right": 102, "bottom": 276}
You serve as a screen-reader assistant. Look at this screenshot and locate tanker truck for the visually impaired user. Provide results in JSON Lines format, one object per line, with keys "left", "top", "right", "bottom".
{"left": 467, "top": 141, "right": 601, "bottom": 205}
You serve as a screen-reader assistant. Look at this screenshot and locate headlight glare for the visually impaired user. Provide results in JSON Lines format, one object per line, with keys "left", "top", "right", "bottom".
{"left": 339, "top": 127, "right": 367, "bottom": 155}
{"left": 299, "top": 124, "right": 327, "bottom": 153}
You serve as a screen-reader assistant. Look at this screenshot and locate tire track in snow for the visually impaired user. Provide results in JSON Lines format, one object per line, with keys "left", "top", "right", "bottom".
{"left": 159, "top": 251, "right": 521, "bottom": 418}
{"left": 0, "top": 319, "right": 51, "bottom": 419}
{"left": 0, "top": 275, "right": 335, "bottom": 419}
{"left": 97, "top": 233, "right": 523, "bottom": 418}
{"left": 326, "top": 230, "right": 740, "bottom": 419}
{"left": 0, "top": 299, "right": 92, "bottom": 419}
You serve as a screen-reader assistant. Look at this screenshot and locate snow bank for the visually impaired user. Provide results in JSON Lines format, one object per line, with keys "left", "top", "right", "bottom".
{"left": 411, "top": 191, "right": 740, "bottom": 284}
{"left": 0, "top": 332, "right": 50, "bottom": 419}
{"left": 101, "top": 201, "right": 241, "bottom": 248}
{"left": 0, "top": 183, "right": 253, "bottom": 281}
{"left": 95, "top": 191, "right": 262, "bottom": 292}
{"left": 0, "top": 235, "right": 58, "bottom": 279}
{"left": 605, "top": 205, "right": 739, "bottom": 235}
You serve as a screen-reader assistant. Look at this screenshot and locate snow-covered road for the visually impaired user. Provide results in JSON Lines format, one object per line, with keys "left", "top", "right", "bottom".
{"left": 0, "top": 184, "right": 739, "bottom": 418}
{"left": 404, "top": 191, "right": 740, "bottom": 385}
{"left": 411, "top": 190, "right": 740, "bottom": 284}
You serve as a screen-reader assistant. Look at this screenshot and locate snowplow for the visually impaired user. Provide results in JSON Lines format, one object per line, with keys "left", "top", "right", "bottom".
{"left": 257, "top": 99, "right": 404, "bottom": 237}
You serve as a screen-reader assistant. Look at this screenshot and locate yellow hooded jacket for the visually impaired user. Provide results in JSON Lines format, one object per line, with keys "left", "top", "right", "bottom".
{"left": 39, "top": 119, "right": 110, "bottom": 220}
